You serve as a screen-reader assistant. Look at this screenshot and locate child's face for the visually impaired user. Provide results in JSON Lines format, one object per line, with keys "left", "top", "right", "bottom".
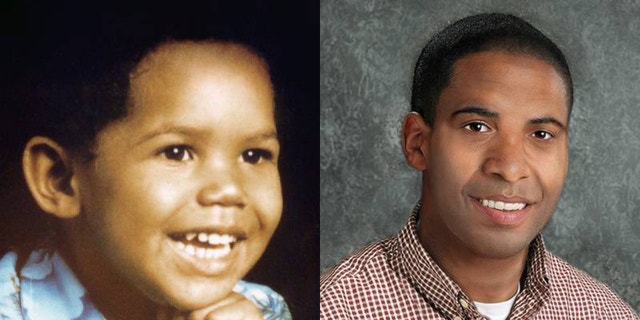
{"left": 72, "top": 42, "right": 282, "bottom": 309}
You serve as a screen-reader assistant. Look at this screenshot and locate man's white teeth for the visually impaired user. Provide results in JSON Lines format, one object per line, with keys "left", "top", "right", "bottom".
{"left": 175, "top": 241, "right": 232, "bottom": 259}
{"left": 481, "top": 199, "right": 526, "bottom": 211}
{"left": 184, "top": 232, "right": 236, "bottom": 245}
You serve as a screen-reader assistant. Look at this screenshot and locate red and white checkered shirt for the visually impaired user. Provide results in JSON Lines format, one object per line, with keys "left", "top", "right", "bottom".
{"left": 321, "top": 204, "right": 638, "bottom": 319}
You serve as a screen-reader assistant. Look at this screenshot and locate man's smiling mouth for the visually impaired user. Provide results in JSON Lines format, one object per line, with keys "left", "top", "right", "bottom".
{"left": 479, "top": 199, "right": 527, "bottom": 211}
{"left": 169, "top": 232, "right": 243, "bottom": 259}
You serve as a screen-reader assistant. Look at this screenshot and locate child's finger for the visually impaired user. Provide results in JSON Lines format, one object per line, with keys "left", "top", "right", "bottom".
{"left": 186, "top": 292, "right": 263, "bottom": 320}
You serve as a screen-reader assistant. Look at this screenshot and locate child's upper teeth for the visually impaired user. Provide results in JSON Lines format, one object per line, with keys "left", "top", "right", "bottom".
{"left": 208, "top": 234, "right": 235, "bottom": 245}
{"left": 481, "top": 199, "right": 526, "bottom": 211}
{"left": 185, "top": 232, "right": 236, "bottom": 245}
{"left": 208, "top": 233, "right": 236, "bottom": 245}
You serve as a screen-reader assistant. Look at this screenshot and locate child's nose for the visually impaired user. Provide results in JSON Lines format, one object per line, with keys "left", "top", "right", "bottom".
{"left": 196, "top": 162, "right": 246, "bottom": 208}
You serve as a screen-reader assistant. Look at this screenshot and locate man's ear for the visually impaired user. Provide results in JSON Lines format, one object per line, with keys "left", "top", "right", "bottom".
{"left": 402, "top": 112, "right": 430, "bottom": 171}
{"left": 22, "top": 137, "right": 81, "bottom": 219}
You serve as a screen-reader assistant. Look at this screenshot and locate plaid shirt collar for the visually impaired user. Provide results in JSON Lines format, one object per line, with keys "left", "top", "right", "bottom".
{"left": 388, "top": 202, "right": 552, "bottom": 319}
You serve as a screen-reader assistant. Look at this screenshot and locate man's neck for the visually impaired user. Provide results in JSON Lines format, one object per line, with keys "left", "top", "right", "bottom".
{"left": 418, "top": 212, "right": 527, "bottom": 303}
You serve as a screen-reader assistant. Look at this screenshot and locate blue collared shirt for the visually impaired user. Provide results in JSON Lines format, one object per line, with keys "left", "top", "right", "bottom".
{"left": 0, "top": 250, "right": 291, "bottom": 319}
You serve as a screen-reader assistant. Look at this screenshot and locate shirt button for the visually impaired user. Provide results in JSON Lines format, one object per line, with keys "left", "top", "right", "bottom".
{"left": 459, "top": 298, "right": 469, "bottom": 309}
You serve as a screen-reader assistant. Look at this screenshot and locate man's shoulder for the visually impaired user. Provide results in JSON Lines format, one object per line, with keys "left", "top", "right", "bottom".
{"left": 545, "top": 251, "right": 623, "bottom": 298}
{"left": 320, "top": 239, "right": 390, "bottom": 293}
{"left": 545, "top": 251, "right": 638, "bottom": 317}
{"left": 320, "top": 238, "right": 409, "bottom": 319}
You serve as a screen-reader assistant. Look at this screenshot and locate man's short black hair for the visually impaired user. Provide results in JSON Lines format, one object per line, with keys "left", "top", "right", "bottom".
{"left": 411, "top": 12, "right": 573, "bottom": 126}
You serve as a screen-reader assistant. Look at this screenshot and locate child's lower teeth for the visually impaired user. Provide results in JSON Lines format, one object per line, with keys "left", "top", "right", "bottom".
{"left": 176, "top": 241, "right": 231, "bottom": 259}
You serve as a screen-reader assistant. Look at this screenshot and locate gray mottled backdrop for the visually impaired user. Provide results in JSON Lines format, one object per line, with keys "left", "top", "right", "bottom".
{"left": 320, "top": 0, "right": 640, "bottom": 312}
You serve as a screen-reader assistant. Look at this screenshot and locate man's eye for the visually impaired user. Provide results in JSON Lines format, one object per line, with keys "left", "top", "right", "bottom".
{"left": 463, "top": 122, "right": 490, "bottom": 132}
{"left": 532, "top": 130, "right": 554, "bottom": 140}
{"left": 242, "top": 149, "right": 273, "bottom": 164}
{"left": 161, "top": 145, "right": 193, "bottom": 161}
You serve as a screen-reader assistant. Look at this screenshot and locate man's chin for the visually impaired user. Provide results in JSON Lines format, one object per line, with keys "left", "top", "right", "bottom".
{"left": 469, "top": 233, "right": 535, "bottom": 260}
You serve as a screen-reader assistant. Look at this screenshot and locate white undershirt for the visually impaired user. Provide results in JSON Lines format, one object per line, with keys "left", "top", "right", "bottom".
{"left": 473, "top": 284, "right": 520, "bottom": 320}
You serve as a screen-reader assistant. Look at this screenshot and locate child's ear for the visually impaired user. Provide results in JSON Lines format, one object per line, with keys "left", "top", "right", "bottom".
{"left": 402, "top": 112, "right": 430, "bottom": 171}
{"left": 22, "top": 137, "right": 81, "bottom": 219}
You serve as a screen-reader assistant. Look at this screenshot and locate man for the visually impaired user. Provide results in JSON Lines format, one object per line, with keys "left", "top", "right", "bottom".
{"left": 320, "top": 13, "right": 637, "bottom": 319}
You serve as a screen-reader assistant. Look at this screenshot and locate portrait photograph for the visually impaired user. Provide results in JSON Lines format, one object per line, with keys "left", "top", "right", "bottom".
{"left": 0, "top": 0, "right": 318, "bottom": 319}
{"left": 321, "top": 0, "right": 640, "bottom": 318}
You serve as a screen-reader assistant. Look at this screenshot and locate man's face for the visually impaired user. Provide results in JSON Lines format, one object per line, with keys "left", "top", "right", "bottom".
{"left": 421, "top": 50, "right": 569, "bottom": 259}
{"left": 72, "top": 42, "right": 282, "bottom": 309}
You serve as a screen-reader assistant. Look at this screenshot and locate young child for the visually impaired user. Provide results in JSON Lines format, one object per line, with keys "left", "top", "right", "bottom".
{"left": 0, "top": 39, "right": 291, "bottom": 319}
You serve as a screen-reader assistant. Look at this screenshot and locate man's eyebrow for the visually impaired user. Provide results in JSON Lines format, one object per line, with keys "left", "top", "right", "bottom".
{"left": 529, "top": 116, "right": 567, "bottom": 130}
{"left": 451, "top": 106, "right": 499, "bottom": 118}
{"left": 452, "top": 107, "right": 568, "bottom": 130}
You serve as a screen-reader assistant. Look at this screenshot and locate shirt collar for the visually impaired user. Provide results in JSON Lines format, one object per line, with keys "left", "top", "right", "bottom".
{"left": 12, "top": 251, "right": 289, "bottom": 319}
{"left": 388, "top": 202, "right": 551, "bottom": 318}
{"left": 19, "top": 250, "right": 105, "bottom": 320}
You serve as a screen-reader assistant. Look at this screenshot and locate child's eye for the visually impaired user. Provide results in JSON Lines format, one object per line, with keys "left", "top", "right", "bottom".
{"left": 161, "top": 145, "right": 193, "bottom": 162}
{"left": 242, "top": 149, "right": 273, "bottom": 164}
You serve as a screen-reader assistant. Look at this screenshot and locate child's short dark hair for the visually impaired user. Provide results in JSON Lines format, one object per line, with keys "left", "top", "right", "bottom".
{"left": 22, "top": 5, "right": 267, "bottom": 159}
{"left": 411, "top": 12, "right": 573, "bottom": 126}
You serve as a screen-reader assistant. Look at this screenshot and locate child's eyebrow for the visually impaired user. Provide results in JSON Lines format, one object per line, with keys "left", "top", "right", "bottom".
{"left": 134, "top": 125, "right": 206, "bottom": 146}
{"left": 134, "top": 125, "right": 279, "bottom": 146}
{"left": 244, "top": 130, "right": 279, "bottom": 143}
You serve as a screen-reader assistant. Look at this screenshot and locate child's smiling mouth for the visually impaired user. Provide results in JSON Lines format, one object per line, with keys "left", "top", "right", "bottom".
{"left": 166, "top": 229, "right": 248, "bottom": 276}
{"left": 169, "top": 231, "right": 244, "bottom": 259}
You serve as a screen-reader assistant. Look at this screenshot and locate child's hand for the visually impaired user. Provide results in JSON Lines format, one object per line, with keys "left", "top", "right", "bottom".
{"left": 157, "top": 293, "right": 264, "bottom": 320}
{"left": 186, "top": 292, "right": 264, "bottom": 320}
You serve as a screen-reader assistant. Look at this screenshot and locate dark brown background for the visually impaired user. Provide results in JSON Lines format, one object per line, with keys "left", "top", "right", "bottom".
{"left": 0, "top": 0, "right": 319, "bottom": 318}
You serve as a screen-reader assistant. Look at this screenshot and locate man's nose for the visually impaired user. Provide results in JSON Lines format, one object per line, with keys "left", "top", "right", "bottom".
{"left": 196, "top": 159, "right": 246, "bottom": 208}
{"left": 481, "top": 134, "right": 531, "bottom": 183}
